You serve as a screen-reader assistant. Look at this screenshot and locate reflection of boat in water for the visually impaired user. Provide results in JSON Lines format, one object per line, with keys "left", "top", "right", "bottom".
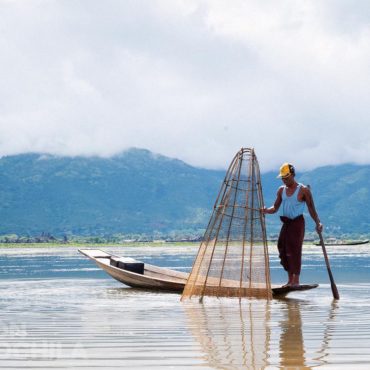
{"left": 79, "top": 249, "right": 318, "bottom": 297}
{"left": 314, "top": 238, "right": 369, "bottom": 246}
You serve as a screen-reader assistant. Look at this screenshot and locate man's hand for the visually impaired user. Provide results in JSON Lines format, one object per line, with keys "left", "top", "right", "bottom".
{"left": 316, "top": 222, "right": 323, "bottom": 233}
{"left": 262, "top": 207, "right": 274, "bottom": 215}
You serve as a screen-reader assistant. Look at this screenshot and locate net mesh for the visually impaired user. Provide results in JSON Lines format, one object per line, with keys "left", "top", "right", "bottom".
{"left": 181, "top": 148, "right": 272, "bottom": 300}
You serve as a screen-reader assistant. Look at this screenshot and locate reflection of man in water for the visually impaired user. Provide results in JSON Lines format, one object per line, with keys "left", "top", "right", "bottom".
{"left": 263, "top": 163, "right": 323, "bottom": 287}
{"left": 279, "top": 300, "right": 309, "bottom": 369}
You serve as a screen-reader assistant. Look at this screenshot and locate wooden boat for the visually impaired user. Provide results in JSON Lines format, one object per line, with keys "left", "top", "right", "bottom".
{"left": 314, "top": 239, "right": 369, "bottom": 246}
{"left": 79, "top": 249, "right": 318, "bottom": 297}
{"left": 79, "top": 249, "right": 188, "bottom": 292}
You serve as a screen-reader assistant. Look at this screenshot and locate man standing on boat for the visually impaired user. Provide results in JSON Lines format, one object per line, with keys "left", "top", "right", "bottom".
{"left": 263, "top": 163, "right": 323, "bottom": 287}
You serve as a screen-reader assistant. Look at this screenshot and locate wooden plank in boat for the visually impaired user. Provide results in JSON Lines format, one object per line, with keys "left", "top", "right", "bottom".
{"left": 79, "top": 249, "right": 114, "bottom": 259}
{"left": 272, "top": 284, "right": 319, "bottom": 296}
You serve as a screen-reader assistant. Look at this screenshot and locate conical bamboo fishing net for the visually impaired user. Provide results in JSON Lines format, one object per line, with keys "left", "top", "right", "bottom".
{"left": 181, "top": 148, "right": 272, "bottom": 300}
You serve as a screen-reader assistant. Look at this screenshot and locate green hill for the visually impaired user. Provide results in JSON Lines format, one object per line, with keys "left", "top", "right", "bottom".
{"left": 298, "top": 165, "right": 370, "bottom": 236}
{"left": 0, "top": 149, "right": 224, "bottom": 238}
{"left": 0, "top": 149, "right": 369, "bottom": 239}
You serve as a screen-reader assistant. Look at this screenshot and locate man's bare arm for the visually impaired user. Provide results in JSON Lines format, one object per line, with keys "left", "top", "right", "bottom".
{"left": 263, "top": 187, "right": 283, "bottom": 214}
{"left": 303, "top": 186, "right": 323, "bottom": 232}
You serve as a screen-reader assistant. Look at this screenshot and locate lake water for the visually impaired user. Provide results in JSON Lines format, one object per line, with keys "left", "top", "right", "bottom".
{"left": 1, "top": 244, "right": 370, "bottom": 368}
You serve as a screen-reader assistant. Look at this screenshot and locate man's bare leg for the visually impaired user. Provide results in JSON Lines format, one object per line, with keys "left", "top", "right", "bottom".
{"left": 282, "top": 272, "right": 294, "bottom": 287}
{"left": 291, "top": 274, "right": 300, "bottom": 286}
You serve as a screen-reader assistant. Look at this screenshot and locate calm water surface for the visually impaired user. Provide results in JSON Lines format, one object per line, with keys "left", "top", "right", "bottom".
{"left": 1, "top": 244, "right": 370, "bottom": 368}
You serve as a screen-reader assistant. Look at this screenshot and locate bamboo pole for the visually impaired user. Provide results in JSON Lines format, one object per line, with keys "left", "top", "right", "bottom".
{"left": 318, "top": 231, "right": 340, "bottom": 300}
{"left": 218, "top": 150, "right": 244, "bottom": 291}
{"left": 198, "top": 151, "right": 241, "bottom": 302}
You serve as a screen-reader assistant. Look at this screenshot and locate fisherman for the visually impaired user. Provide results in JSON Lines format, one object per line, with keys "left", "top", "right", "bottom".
{"left": 263, "top": 163, "right": 323, "bottom": 287}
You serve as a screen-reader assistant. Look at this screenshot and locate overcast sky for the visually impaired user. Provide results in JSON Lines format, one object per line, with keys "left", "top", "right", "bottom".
{"left": 1, "top": 0, "right": 370, "bottom": 171}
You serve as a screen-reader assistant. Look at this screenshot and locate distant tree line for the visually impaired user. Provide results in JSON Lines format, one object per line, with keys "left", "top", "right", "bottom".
{"left": 0, "top": 231, "right": 205, "bottom": 244}
{"left": 0, "top": 232, "right": 68, "bottom": 244}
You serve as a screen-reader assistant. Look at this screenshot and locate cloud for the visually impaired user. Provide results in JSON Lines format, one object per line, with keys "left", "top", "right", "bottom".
{"left": 0, "top": 0, "right": 370, "bottom": 171}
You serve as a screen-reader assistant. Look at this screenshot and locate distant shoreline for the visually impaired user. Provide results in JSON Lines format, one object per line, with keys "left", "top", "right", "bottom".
{"left": 0, "top": 241, "right": 200, "bottom": 249}
{"left": 1, "top": 239, "right": 368, "bottom": 249}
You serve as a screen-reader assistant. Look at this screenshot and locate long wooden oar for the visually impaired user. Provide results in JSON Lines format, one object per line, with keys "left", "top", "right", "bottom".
{"left": 318, "top": 231, "right": 340, "bottom": 300}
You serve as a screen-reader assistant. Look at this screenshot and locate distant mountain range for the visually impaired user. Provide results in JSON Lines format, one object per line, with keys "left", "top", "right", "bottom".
{"left": 0, "top": 149, "right": 369, "bottom": 238}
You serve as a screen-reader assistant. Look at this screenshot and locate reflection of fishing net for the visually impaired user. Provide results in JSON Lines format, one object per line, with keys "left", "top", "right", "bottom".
{"left": 181, "top": 148, "right": 272, "bottom": 300}
{"left": 183, "top": 300, "right": 271, "bottom": 368}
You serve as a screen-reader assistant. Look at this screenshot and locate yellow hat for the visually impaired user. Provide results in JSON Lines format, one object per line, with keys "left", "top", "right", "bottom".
{"left": 277, "top": 163, "right": 295, "bottom": 178}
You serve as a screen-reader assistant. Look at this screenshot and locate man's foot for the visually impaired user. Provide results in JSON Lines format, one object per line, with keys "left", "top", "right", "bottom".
{"left": 281, "top": 282, "right": 300, "bottom": 289}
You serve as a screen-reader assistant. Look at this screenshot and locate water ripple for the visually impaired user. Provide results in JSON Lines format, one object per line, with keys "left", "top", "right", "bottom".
{"left": 1, "top": 245, "right": 370, "bottom": 368}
